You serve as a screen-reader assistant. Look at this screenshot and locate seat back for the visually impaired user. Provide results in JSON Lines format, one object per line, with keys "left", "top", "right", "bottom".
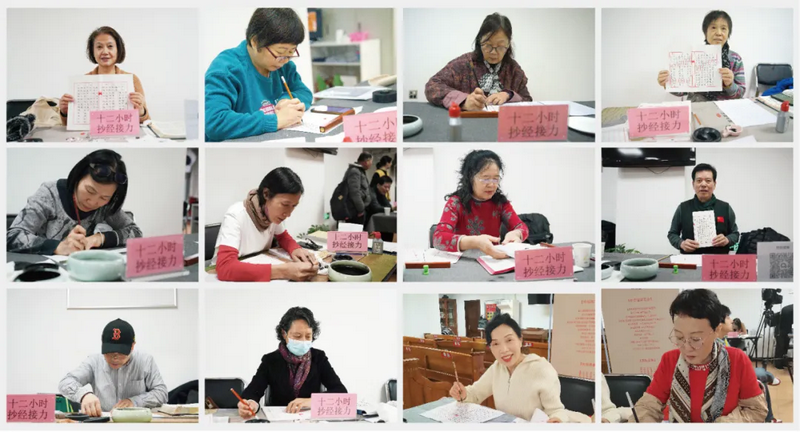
{"left": 7, "top": 99, "right": 36, "bottom": 121}
{"left": 558, "top": 375, "right": 595, "bottom": 416}
{"left": 604, "top": 374, "right": 651, "bottom": 410}
{"left": 205, "top": 223, "right": 221, "bottom": 261}
{"left": 7, "top": 214, "right": 18, "bottom": 230}
{"left": 205, "top": 378, "right": 245, "bottom": 409}
{"left": 755, "top": 63, "right": 793, "bottom": 96}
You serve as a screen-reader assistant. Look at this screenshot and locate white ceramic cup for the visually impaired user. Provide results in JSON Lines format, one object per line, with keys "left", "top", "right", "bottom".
{"left": 336, "top": 29, "right": 345, "bottom": 43}
{"left": 384, "top": 207, "right": 391, "bottom": 215}
{"left": 572, "top": 243, "right": 592, "bottom": 268}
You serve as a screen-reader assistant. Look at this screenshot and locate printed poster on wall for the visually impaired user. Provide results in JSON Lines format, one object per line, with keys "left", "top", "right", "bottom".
{"left": 550, "top": 294, "right": 595, "bottom": 380}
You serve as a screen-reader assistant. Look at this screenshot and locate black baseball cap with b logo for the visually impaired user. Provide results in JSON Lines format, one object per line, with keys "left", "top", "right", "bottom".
{"left": 101, "top": 319, "right": 135, "bottom": 355}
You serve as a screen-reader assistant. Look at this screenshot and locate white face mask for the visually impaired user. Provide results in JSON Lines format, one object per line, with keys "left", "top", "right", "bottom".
{"left": 286, "top": 338, "right": 312, "bottom": 356}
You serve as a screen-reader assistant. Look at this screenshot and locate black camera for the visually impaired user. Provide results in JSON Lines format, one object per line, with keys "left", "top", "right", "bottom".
{"left": 762, "top": 288, "right": 783, "bottom": 306}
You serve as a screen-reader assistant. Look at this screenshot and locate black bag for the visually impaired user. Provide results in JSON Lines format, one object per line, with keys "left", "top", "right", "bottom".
{"left": 330, "top": 179, "right": 350, "bottom": 221}
{"left": 500, "top": 213, "right": 554, "bottom": 245}
{"left": 737, "top": 227, "right": 790, "bottom": 254}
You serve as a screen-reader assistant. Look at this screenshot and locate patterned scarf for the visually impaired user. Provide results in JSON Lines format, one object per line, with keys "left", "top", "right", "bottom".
{"left": 704, "top": 41, "right": 731, "bottom": 100}
{"left": 243, "top": 190, "right": 271, "bottom": 232}
{"left": 668, "top": 339, "right": 730, "bottom": 423}
{"left": 278, "top": 343, "right": 312, "bottom": 398}
{"left": 478, "top": 61, "right": 504, "bottom": 95}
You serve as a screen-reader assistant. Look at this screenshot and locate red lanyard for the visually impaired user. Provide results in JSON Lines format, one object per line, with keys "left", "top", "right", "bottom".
{"left": 72, "top": 194, "right": 82, "bottom": 225}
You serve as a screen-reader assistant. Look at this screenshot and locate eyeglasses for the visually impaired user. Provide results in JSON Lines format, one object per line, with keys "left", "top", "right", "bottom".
{"left": 668, "top": 330, "right": 714, "bottom": 350}
{"left": 90, "top": 163, "right": 127, "bottom": 185}
{"left": 480, "top": 43, "right": 508, "bottom": 54}
{"left": 476, "top": 177, "right": 501, "bottom": 185}
{"left": 265, "top": 45, "right": 300, "bottom": 61}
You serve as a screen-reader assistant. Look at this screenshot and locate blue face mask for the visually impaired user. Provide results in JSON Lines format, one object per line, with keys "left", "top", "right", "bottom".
{"left": 286, "top": 338, "right": 312, "bottom": 356}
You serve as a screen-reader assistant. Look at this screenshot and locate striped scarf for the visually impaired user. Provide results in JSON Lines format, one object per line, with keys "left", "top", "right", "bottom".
{"left": 668, "top": 339, "right": 730, "bottom": 423}
{"left": 479, "top": 61, "right": 504, "bottom": 95}
{"left": 278, "top": 343, "right": 312, "bottom": 398}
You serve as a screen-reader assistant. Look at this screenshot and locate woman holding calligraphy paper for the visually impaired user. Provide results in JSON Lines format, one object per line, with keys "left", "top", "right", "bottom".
{"left": 632, "top": 289, "right": 767, "bottom": 423}
{"left": 237, "top": 307, "right": 347, "bottom": 418}
{"left": 212, "top": 167, "right": 318, "bottom": 282}
{"left": 58, "top": 26, "right": 150, "bottom": 125}
{"left": 433, "top": 149, "right": 528, "bottom": 259}
{"left": 656, "top": 10, "right": 745, "bottom": 102}
{"left": 448, "top": 313, "right": 571, "bottom": 423}
{"left": 425, "top": 13, "right": 532, "bottom": 111}
{"left": 7, "top": 149, "right": 142, "bottom": 256}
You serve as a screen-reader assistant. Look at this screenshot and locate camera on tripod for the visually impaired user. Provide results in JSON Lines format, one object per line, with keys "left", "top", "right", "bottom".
{"left": 762, "top": 288, "right": 783, "bottom": 308}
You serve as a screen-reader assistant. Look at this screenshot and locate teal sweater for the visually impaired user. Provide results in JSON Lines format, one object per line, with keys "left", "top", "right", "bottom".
{"left": 205, "top": 41, "right": 313, "bottom": 141}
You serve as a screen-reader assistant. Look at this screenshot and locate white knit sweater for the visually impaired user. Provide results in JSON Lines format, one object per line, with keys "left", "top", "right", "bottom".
{"left": 463, "top": 354, "right": 570, "bottom": 422}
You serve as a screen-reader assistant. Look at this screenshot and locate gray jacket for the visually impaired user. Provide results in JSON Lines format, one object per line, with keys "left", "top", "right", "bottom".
{"left": 7, "top": 180, "right": 142, "bottom": 255}
{"left": 344, "top": 163, "right": 371, "bottom": 214}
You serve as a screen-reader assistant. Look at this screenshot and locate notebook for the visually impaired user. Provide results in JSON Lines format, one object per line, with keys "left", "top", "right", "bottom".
{"left": 147, "top": 121, "right": 186, "bottom": 139}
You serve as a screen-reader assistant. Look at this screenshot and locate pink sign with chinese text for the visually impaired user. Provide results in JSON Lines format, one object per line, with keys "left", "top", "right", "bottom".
{"left": 126, "top": 235, "right": 184, "bottom": 279}
{"left": 311, "top": 393, "right": 357, "bottom": 419}
{"left": 702, "top": 254, "right": 757, "bottom": 282}
{"left": 343, "top": 111, "right": 397, "bottom": 142}
{"left": 515, "top": 247, "right": 574, "bottom": 281}
{"left": 327, "top": 231, "right": 369, "bottom": 253}
{"left": 7, "top": 394, "right": 55, "bottom": 423}
{"left": 627, "top": 106, "right": 690, "bottom": 138}
{"left": 89, "top": 109, "right": 139, "bottom": 136}
{"left": 497, "top": 104, "right": 568, "bottom": 142}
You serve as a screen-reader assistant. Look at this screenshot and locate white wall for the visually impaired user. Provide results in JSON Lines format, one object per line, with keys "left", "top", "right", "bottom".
{"left": 403, "top": 9, "right": 595, "bottom": 102}
{"left": 320, "top": 8, "right": 396, "bottom": 75}
{"left": 603, "top": 148, "right": 793, "bottom": 253}
{"left": 7, "top": 9, "right": 198, "bottom": 121}
{"left": 7, "top": 289, "right": 198, "bottom": 394}
{"left": 401, "top": 146, "right": 596, "bottom": 249}
{"left": 205, "top": 288, "right": 396, "bottom": 405}
{"left": 602, "top": 8, "right": 794, "bottom": 107}
{"left": 201, "top": 8, "right": 312, "bottom": 91}
{"left": 402, "top": 294, "right": 441, "bottom": 338}
{"left": 7, "top": 148, "right": 187, "bottom": 237}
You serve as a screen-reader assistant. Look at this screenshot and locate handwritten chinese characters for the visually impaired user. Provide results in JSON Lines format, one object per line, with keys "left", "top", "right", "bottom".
{"left": 311, "top": 394, "right": 357, "bottom": 419}
{"left": 692, "top": 210, "right": 717, "bottom": 248}
{"left": 497, "top": 104, "right": 568, "bottom": 142}
{"left": 702, "top": 255, "right": 756, "bottom": 282}
{"left": 126, "top": 235, "right": 184, "bottom": 279}
{"left": 68, "top": 74, "right": 134, "bottom": 130}
{"left": 327, "top": 231, "right": 368, "bottom": 253}
{"left": 514, "top": 247, "right": 574, "bottom": 281}
{"left": 627, "top": 105, "right": 690, "bottom": 138}
{"left": 7, "top": 394, "right": 55, "bottom": 423}
{"left": 343, "top": 111, "right": 397, "bottom": 142}
{"left": 667, "top": 45, "right": 722, "bottom": 93}
{"left": 90, "top": 109, "right": 139, "bottom": 137}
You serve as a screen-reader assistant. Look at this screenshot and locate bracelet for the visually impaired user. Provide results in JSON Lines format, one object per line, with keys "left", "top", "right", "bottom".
{"left": 139, "top": 107, "right": 148, "bottom": 117}
{"left": 60, "top": 110, "right": 68, "bottom": 117}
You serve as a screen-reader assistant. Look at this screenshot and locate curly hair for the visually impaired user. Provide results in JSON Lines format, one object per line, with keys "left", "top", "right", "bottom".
{"left": 275, "top": 307, "right": 320, "bottom": 341}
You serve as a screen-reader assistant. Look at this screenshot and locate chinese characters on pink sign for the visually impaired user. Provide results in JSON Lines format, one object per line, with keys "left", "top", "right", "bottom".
{"left": 702, "top": 255, "right": 757, "bottom": 281}
{"left": 514, "top": 247, "right": 574, "bottom": 281}
{"left": 311, "top": 393, "right": 357, "bottom": 419}
{"left": 126, "top": 235, "right": 184, "bottom": 279}
{"left": 497, "top": 105, "right": 568, "bottom": 142}
{"left": 343, "top": 112, "right": 397, "bottom": 142}
{"left": 89, "top": 109, "right": 139, "bottom": 136}
{"left": 327, "top": 231, "right": 368, "bottom": 253}
{"left": 627, "top": 106, "right": 690, "bottom": 138}
{"left": 7, "top": 395, "right": 55, "bottom": 423}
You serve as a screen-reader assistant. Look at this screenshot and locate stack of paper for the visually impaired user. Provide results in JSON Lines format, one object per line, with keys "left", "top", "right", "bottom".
{"left": 405, "top": 249, "right": 462, "bottom": 264}
{"left": 669, "top": 255, "right": 704, "bottom": 267}
{"left": 715, "top": 99, "right": 778, "bottom": 127}
{"left": 494, "top": 243, "right": 543, "bottom": 258}
{"left": 420, "top": 401, "right": 504, "bottom": 423}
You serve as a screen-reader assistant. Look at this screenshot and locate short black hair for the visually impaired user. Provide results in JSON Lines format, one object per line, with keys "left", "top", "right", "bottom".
{"left": 67, "top": 149, "right": 128, "bottom": 214}
{"left": 357, "top": 152, "right": 373, "bottom": 163}
{"left": 702, "top": 10, "right": 733, "bottom": 40}
{"left": 376, "top": 175, "right": 393, "bottom": 185}
{"left": 275, "top": 307, "right": 320, "bottom": 341}
{"left": 377, "top": 156, "right": 393, "bottom": 168}
{"left": 669, "top": 289, "right": 724, "bottom": 329}
{"left": 692, "top": 163, "right": 717, "bottom": 181}
{"left": 720, "top": 304, "right": 731, "bottom": 318}
{"left": 484, "top": 313, "right": 522, "bottom": 345}
{"left": 473, "top": 13, "right": 514, "bottom": 65}
{"left": 258, "top": 167, "right": 304, "bottom": 208}
{"left": 247, "top": 8, "right": 305, "bottom": 50}
{"left": 445, "top": 149, "right": 508, "bottom": 214}
{"left": 87, "top": 26, "right": 126, "bottom": 64}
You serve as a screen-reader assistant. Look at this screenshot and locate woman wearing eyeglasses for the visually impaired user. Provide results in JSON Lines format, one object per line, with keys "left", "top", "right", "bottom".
{"left": 425, "top": 13, "right": 532, "bottom": 112}
{"left": 7, "top": 149, "right": 141, "bottom": 256}
{"left": 633, "top": 289, "right": 767, "bottom": 423}
{"left": 205, "top": 8, "right": 312, "bottom": 142}
{"left": 433, "top": 150, "right": 528, "bottom": 260}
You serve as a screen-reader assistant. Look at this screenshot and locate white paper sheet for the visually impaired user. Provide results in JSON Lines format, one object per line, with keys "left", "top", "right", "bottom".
{"left": 405, "top": 249, "right": 462, "bottom": 264}
{"left": 494, "top": 243, "right": 543, "bottom": 258}
{"left": 315, "top": 132, "right": 345, "bottom": 143}
{"left": 313, "top": 86, "right": 386, "bottom": 101}
{"left": 420, "top": 402, "right": 504, "bottom": 423}
{"left": 530, "top": 408, "right": 550, "bottom": 423}
{"left": 669, "top": 254, "right": 704, "bottom": 267}
{"left": 67, "top": 74, "right": 135, "bottom": 130}
{"left": 478, "top": 256, "right": 515, "bottom": 274}
{"left": 727, "top": 135, "right": 758, "bottom": 143}
{"left": 338, "top": 222, "right": 364, "bottom": 232}
{"left": 263, "top": 406, "right": 310, "bottom": 422}
{"left": 714, "top": 99, "right": 778, "bottom": 128}
{"left": 692, "top": 210, "right": 717, "bottom": 248}
{"left": 264, "top": 137, "right": 307, "bottom": 143}
{"left": 666, "top": 45, "right": 722, "bottom": 92}
{"left": 602, "top": 123, "right": 630, "bottom": 142}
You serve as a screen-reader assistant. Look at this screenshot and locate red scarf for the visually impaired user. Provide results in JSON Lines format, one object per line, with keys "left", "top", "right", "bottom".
{"left": 278, "top": 343, "right": 311, "bottom": 398}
